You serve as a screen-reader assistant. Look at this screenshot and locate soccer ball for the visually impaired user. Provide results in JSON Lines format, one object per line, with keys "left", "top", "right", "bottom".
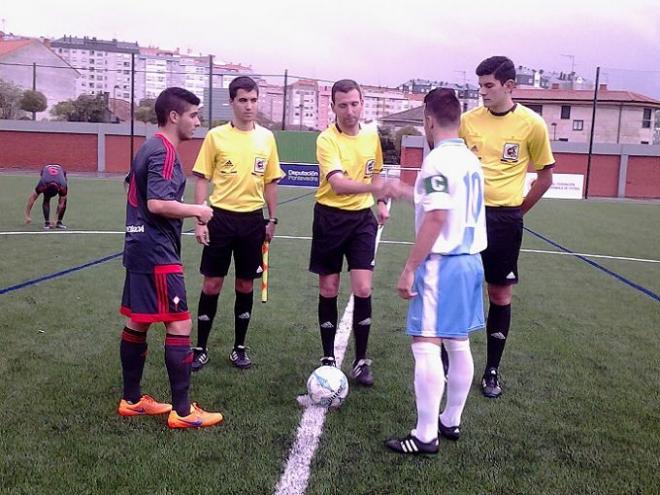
{"left": 306, "top": 366, "right": 349, "bottom": 408}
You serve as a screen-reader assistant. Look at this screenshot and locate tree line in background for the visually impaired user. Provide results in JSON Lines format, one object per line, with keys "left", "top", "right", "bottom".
{"left": 0, "top": 79, "right": 47, "bottom": 120}
{"left": 0, "top": 78, "right": 156, "bottom": 124}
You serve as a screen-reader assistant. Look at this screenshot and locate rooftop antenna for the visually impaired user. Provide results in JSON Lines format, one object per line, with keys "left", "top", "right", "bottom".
{"left": 561, "top": 54, "right": 576, "bottom": 88}
{"left": 454, "top": 70, "right": 467, "bottom": 87}
{"left": 561, "top": 54, "right": 576, "bottom": 74}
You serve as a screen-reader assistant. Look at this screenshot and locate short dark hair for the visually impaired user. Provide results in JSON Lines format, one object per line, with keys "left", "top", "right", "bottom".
{"left": 229, "top": 76, "right": 259, "bottom": 100}
{"left": 331, "top": 79, "right": 362, "bottom": 103}
{"left": 423, "top": 88, "right": 461, "bottom": 127}
{"left": 155, "top": 87, "right": 200, "bottom": 126}
{"left": 476, "top": 56, "right": 516, "bottom": 85}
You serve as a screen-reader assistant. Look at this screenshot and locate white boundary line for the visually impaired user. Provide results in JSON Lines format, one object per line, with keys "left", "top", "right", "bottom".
{"left": 273, "top": 205, "right": 390, "bottom": 495}
{"left": 2, "top": 230, "right": 659, "bottom": 264}
{"left": 519, "top": 248, "right": 660, "bottom": 264}
{"left": 273, "top": 299, "right": 354, "bottom": 495}
{"left": 0, "top": 230, "right": 128, "bottom": 235}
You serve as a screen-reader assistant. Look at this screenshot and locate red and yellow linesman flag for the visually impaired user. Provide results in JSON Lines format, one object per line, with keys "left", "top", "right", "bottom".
{"left": 261, "top": 241, "right": 270, "bottom": 303}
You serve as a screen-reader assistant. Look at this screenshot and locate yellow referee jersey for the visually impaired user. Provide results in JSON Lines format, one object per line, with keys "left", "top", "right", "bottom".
{"left": 459, "top": 104, "right": 554, "bottom": 207}
{"left": 193, "top": 123, "right": 283, "bottom": 212}
{"left": 315, "top": 124, "right": 384, "bottom": 210}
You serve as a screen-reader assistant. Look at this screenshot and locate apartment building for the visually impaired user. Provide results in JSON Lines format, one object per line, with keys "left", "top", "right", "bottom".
{"left": 50, "top": 36, "right": 138, "bottom": 100}
{"left": 516, "top": 66, "right": 593, "bottom": 90}
{"left": 259, "top": 83, "right": 284, "bottom": 125}
{"left": 398, "top": 78, "right": 479, "bottom": 112}
{"left": 314, "top": 83, "right": 425, "bottom": 130}
{"left": 285, "top": 79, "right": 318, "bottom": 130}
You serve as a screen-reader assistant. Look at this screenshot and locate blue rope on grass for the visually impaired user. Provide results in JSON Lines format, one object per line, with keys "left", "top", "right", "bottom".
{"left": 1, "top": 252, "right": 122, "bottom": 295}
{"left": 524, "top": 227, "right": 659, "bottom": 303}
{"left": 1, "top": 191, "right": 317, "bottom": 296}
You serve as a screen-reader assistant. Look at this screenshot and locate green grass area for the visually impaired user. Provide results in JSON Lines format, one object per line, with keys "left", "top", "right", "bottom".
{"left": 1, "top": 174, "right": 659, "bottom": 495}
{"left": 273, "top": 130, "right": 320, "bottom": 163}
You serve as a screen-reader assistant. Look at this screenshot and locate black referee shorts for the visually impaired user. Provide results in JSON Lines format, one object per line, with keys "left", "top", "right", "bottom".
{"left": 481, "top": 206, "right": 523, "bottom": 285}
{"left": 309, "top": 202, "right": 377, "bottom": 275}
{"left": 200, "top": 207, "right": 266, "bottom": 280}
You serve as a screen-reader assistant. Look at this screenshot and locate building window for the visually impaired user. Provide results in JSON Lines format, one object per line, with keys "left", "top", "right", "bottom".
{"left": 642, "top": 108, "right": 652, "bottom": 128}
{"left": 573, "top": 120, "right": 584, "bottom": 131}
{"left": 558, "top": 138, "right": 569, "bottom": 142}
{"left": 641, "top": 141, "right": 649, "bottom": 144}
{"left": 527, "top": 104, "right": 543, "bottom": 115}
{"left": 561, "top": 105, "right": 571, "bottom": 119}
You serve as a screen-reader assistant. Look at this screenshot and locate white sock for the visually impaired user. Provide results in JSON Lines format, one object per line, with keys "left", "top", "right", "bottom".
{"left": 440, "top": 339, "right": 474, "bottom": 427}
{"left": 411, "top": 342, "right": 444, "bottom": 443}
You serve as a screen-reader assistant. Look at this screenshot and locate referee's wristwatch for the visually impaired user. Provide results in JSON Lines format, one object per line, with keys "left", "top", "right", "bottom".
{"left": 268, "top": 218, "right": 278, "bottom": 225}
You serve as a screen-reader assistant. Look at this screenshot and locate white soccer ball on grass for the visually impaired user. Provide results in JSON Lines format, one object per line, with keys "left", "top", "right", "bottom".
{"left": 306, "top": 365, "right": 349, "bottom": 408}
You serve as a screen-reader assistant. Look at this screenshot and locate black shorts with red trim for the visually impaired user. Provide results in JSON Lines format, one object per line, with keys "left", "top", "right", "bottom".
{"left": 200, "top": 207, "right": 266, "bottom": 279}
{"left": 120, "top": 264, "right": 190, "bottom": 323}
{"left": 481, "top": 206, "right": 523, "bottom": 285}
{"left": 309, "top": 202, "right": 377, "bottom": 275}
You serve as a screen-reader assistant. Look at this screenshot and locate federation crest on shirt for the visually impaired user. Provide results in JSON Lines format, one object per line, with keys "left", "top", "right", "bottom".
{"left": 253, "top": 157, "right": 266, "bottom": 175}
{"left": 364, "top": 159, "right": 376, "bottom": 177}
{"left": 501, "top": 143, "right": 520, "bottom": 162}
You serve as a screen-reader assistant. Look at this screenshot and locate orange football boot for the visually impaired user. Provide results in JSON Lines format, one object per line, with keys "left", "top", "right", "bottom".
{"left": 167, "top": 402, "right": 224, "bottom": 429}
{"left": 117, "top": 394, "right": 172, "bottom": 416}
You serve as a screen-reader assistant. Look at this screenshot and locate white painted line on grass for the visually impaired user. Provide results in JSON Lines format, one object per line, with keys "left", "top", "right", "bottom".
{"left": 273, "top": 298, "right": 354, "bottom": 495}
{"left": 274, "top": 204, "right": 391, "bottom": 495}
{"left": 2, "top": 231, "right": 658, "bottom": 264}
{"left": 0, "top": 230, "right": 126, "bottom": 235}
{"left": 520, "top": 248, "right": 660, "bottom": 264}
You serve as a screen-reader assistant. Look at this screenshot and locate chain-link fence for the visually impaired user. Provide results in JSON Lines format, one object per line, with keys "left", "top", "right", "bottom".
{"left": 0, "top": 58, "right": 402, "bottom": 131}
{"left": 0, "top": 56, "right": 430, "bottom": 170}
{"left": 2, "top": 57, "right": 659, "bottom": 198}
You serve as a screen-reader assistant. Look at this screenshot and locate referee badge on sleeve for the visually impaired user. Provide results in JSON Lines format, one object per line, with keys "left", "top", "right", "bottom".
{"left": 253, "top": 157, "right": 266, "bottom": 175}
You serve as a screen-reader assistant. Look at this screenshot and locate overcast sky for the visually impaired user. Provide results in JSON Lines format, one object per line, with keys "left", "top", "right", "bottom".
{"left": 3, "top": 0, "right": 660, "bottom": 95}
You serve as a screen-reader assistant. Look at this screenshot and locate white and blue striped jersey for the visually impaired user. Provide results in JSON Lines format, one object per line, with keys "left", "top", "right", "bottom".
{"left": 413, "top": 138, "right": 487, "bottom": 255}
